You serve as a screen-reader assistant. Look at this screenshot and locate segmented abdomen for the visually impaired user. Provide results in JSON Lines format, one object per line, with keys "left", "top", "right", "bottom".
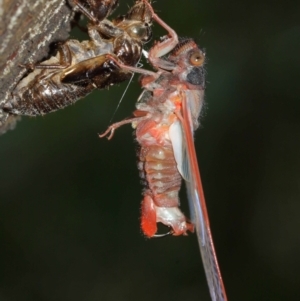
{"left": 6, "top": 78, "right": 93, "bottom": 116}
{"left": 136, "top": 118, "right": 193, "bottom": 237}
{"left": 138, "top": 145, "right": 181, "bottom": 207}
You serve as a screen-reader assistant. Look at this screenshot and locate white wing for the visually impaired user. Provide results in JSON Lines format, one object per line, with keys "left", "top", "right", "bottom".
{"left": 170, "top": 90, "right": 227, "bottom": 301}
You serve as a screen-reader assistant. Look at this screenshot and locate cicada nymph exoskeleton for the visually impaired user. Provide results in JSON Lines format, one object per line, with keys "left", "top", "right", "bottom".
{"left": 4, "top": 0, "right": 152, "bottom": 116}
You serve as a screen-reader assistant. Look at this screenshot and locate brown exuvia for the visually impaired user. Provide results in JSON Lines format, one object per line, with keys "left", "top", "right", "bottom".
{"left": 4, "top": 0, "right": 152, "bottom": 116}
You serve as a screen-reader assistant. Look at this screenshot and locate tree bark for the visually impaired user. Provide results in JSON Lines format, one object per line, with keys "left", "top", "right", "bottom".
{"left": 0, "top": 0, "right": 75, "bottom": 134}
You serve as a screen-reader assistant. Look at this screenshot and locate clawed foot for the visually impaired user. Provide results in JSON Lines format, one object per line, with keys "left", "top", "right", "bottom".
{"left": 99, "top": 125, "right": 116, "bottom": 140}
{"left": 19, "top": 63, "right": 35, "bottom": 71}
{"left": 99, "top": 117, "right": 145, "bottom": 141}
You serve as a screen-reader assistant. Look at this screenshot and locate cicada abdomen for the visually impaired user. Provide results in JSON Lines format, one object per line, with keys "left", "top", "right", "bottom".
{"left": 137, "top": 128, "right": 194, "bottom": 237}
{"left": 5, "top": 48, "right": 95, "bottom": 116}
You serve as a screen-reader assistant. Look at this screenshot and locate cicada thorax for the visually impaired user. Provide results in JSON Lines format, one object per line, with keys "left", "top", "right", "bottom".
{"left": 4, "top": 0, "right": 152, "bottom": 116}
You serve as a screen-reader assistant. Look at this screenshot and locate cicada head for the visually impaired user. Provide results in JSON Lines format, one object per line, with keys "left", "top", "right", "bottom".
{"left": 168, "top": 39, "right": 206, "bottom": 88}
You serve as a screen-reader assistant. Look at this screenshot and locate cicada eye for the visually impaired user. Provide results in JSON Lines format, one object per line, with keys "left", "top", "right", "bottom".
{"left": 190, "top": 50, "right": 205, "bottom": 66}
{"left": 127, "top": 24, "right": 151, "bottom": 42}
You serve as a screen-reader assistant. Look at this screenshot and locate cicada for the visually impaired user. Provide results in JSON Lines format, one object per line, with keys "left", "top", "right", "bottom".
{"left": 100, "top": 1, "right": 227, "bottom": 300}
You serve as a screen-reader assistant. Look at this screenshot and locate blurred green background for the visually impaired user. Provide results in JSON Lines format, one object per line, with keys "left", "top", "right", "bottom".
{"left": 1, "top": 0, "right": 300, "bottom": 300}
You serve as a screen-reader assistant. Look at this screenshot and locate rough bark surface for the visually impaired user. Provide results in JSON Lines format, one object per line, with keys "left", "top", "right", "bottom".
{"left": 0, "top": 0, "right": 75, "bottom": 134}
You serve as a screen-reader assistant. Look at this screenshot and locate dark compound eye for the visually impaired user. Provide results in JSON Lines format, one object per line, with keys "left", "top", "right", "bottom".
{"left": 186, "top": 67, "right": 205, "bottom": 86}
{"left": 189, "top": 50, "right": 205, "bottom": 66}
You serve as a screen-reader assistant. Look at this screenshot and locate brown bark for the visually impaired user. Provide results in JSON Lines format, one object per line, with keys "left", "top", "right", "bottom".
{"left": 0, "top": 0, "right": 75, "bottom": 134}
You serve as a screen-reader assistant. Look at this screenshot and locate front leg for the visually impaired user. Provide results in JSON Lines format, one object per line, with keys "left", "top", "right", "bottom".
{"left": 141, "top": 0, "right": 178, "bottom": 70}
{"left": 105, "top": 54, "right": 159, "bottom": 79}
{"left": 20, "top": 43, "right": 72, "bottom": 71}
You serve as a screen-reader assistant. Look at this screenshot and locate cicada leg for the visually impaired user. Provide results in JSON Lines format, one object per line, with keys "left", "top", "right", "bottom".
{"left": 103, "top": 0, "right": 180, "bottom": 75}
{"left": 99, "top": 115, "right": 148, "bottom": 140}
{"left": 19, "top": 43, "right": 72, "bottom": 71}
{"left": 141, "top": 0, "right": 179, "bottom": 65}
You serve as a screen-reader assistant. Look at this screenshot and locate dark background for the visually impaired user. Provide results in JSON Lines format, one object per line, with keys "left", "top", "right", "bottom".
{"left": 1, "top": 0, "right": 300, "bottom": 300}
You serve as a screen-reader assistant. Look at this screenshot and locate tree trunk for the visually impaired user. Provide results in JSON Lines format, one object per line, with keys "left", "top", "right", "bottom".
{"left": 0, "top": 0, "right": 75, "bottom": 134}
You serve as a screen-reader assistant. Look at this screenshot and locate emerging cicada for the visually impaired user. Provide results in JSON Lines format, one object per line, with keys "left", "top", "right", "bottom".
{"left": 100, "top": 1, "right": 228, "bottom": 300}
{"left": 4, "top": 0, "right": 152, "bottom": 116}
